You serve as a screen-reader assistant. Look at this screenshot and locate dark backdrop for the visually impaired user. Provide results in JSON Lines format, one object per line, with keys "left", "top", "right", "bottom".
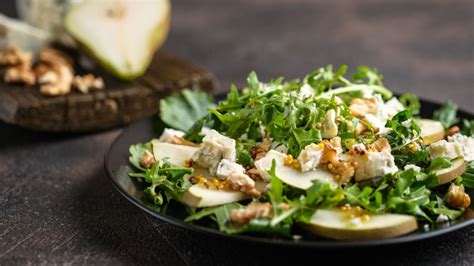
{"left": 1, "top": 1, "right": 473, "bottom": 265}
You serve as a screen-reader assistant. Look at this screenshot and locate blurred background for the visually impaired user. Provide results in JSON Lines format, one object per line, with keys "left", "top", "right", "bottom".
{"left": 1, "top": 1, "right": 472, "bottom": 265}
{"left": 2, "top": 0, "right": 472, "bottom": 107}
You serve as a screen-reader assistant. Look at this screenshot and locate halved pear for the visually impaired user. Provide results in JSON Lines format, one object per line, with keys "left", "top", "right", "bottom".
{"left": 434, "top": 158, "right": 467, "bottom": 185}
{"left": 64, "top": 0, "right": 171, "bottom": 80}
{"left": 152, "top": 140, "right": 198, "bottom": 167}
{"left": 183, "top": 184, "right": 247, "bottom": 208}
{"left": 254, "top": 150, "right": 337, "bottom": 190}
{"left": 418, "top": 119, "right": 445, "bottom": 145}
{"left": 301, "top": 208, "right": 418, "bottom": 240}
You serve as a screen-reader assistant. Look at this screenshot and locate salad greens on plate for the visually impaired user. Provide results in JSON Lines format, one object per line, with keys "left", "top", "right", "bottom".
{"left": 129, "top": 65, "right": 473, "bottom": 240}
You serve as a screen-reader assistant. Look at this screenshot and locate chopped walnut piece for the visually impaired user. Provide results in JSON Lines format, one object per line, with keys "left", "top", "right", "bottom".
{"left": 444, "top": 183, "right": 471, "bottom": 209}
{"left": 72, "top": 74, "right": 105, "bottom": 94}
{"left": 369, "top": 138, "right": 391, "bottom": 153}
{"left": 38, "top": 65, "right": 73, "bottom": 96}
{"left": 251, "top": 138, "right": 272, "bottom": 160}
{"left": 36, "top": 48, "right": 74, "bottom": 96}
{"left": 227, "top": 173, "right": 261, "bottom": 197}
{"left": 231, "top": 202, "right": 273, "bottom": 225}
{"left": 1, "top": 47, "right": 36, "bottom": 85}
{"left": 445, "top": 126, "right": 460, "bottom": 137}
{"left": 246, "top": 167, "right": 263, "bottom": 181}
{"left": 4, "top": 65, "right": 36, "bottom": 85}
{"left": 140, "top": 150, "right": 155, "bottom": 169}
{"left": 355, "top": 122, "right": 368, "bottom": 135}
{"left": 320, "top": 139, "right": 355, "bottom": 184}
{"left": 168, "top": 136, "right": 200, "bottom": 147}
{"left": 0, "top": 47, "right": 33, "bottom": 66}
{"left": 349, "top": 97, "right": 378, "bottom": 118}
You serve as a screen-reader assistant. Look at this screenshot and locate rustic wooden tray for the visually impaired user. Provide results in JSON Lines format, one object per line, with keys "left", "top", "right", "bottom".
{"left": 0, "top": 51, "right": 217, "bottom": 132}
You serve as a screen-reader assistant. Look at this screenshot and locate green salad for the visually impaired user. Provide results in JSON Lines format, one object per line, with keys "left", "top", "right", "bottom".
{"left": 129, "top": 65, "right": 473, "bottom": 240}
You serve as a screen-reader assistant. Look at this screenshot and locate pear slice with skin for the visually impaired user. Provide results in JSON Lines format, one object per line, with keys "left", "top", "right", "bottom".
{"left": 418, "top": 119, "right": 445, "bottom": 145}
{"left": 301, "top": 208, "right": 418, "bottom": 240}
{"left": 434, "top": 158, "right": 467, "bottom": 185}
{"left": 152, "top": 140, "right": 198, "bottom": 167}
{"left": 183, "top": 185, "right": 247, "bottom": 208}
{"left": 255, "top": 150, "right": 337, "bottom": 190}
{"left": 65, "top": 0, "right": 171, "bottom": 80}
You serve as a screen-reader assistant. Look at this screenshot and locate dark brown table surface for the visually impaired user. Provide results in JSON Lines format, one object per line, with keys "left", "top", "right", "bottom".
{"left": 1, "top": 0, "right": 473, "bottom": 265}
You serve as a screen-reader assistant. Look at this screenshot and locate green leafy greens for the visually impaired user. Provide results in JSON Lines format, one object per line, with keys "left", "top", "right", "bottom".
{"left": 433, "top": 100, "right": 459, "bottom": 129}
{"left": 160, "top": 89, "right": 216, "bottom": 131}
{"left": 129, "top": 143, "right": 193, "bottom": 205}
{"left": 127, "top": 65, "right": 472, "bottom": 238}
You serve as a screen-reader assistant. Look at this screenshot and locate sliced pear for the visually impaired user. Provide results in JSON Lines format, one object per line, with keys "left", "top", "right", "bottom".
{"left": 152, "top": 140, "right": 198, "bottom": 167}
{"left": 183, "top": 184, "right": 247, "bottom": 207}
{"left": 0, "top": 13, "right": 52, "bottom": 54}
{"left": 152, "top": 141, "right": 264, "bottom": 207}
{"left": 301, "top": 208, "right": 418, "bottom": 240}
{"left": 434, "top": 158, "right": 467, "bottom": 185}
{"left": 254, "top": 150, "right": 336, "bottom": 190}
{"left": 65, "top": 0, "right": 171, "bottom": 80}
{"left": 418, "top": 119, "right": 445, "bottom": 145}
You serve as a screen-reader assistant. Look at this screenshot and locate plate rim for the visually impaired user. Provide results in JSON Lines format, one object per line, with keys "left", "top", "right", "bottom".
{"left": 104, "top": 97, "right": 474, "bottom": 248}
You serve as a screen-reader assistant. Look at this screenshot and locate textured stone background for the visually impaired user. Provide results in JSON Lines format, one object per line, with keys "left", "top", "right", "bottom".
{"left": 1, "top": 0, "right": 473, "bottom": 265}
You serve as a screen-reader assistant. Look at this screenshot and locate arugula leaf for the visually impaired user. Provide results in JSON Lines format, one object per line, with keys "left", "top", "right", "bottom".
{"left": 399, "top": 93, "right": 421, "bottom": 116}
{"left": 385, "top": 110, "right": 424, "bottom": 168}
{"left": 304, "top": 65, "right": 349, "bottom": 94}
{"left": 128, "top": 143, "right": 193, "bottom": 206}
{"left": 461, "top": 160, "right": 474, "bottom": 188}
{"left": 352, "top": 65, "right": 384, "bottom": 86}
{"left": 160, "top": 89, "right": 216, "bottom": 131}
{"left": 185, "top": 203, "right": 291, "bottom": 236}
{"left": 429, "top": 157, "right": 452, "bottom": 171}
{"left": 268, "top": 160, "right": 284, "bottom": 216}
{"left": 461, "top": 119, "right": 474, "bottom": 136}
{"left": 433, "top": 100, "right": 459, "bottom": 129}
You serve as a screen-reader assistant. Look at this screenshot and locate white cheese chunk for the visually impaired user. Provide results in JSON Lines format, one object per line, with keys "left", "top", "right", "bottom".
{"left": 364, "top": 114, "right": 386, "bottom": 132}
{"left": 199, "top": 127, "right": 212, "bottom": 137}
{"left": 362, "top": 96, "right": 404, "bottom": 135}
{"left": 216, "top": 159, "right": 246, "bottom": 179}
{"left": 216, "top": 159, "right": 255, "bottom": 189}
{"left": 384, "top": 97, "right": 404, "bottom": 117}
{"left": 427, "top": 140, "right": 463, "bottom": 161}
{"left": 436, "top": 214, "right": 449, "bottom": 223}
{"left": 298, "top": 143, "right": 324, "bottom": 172}
{"left": 352, "top": 149, "right": 399, "bottom": 181}
{"left": 448, "top": 133, "right": 474, "bottom": 161}
{"left": 192, "top": 130, "right": 236, "bottom": 175}
{"left": 322, "top": 109, "right": 338, "bottom": 139}
{"left": 404, "top": 164, "right": 421, "bottom": 172}
{"left": 297, "top": 83, "right": 315, "bottom": 100}
{"left": 158, "top": 128, "right": 185, "bottom": 143}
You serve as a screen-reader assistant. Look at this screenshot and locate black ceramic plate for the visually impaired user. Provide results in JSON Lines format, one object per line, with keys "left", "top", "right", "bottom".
{"left": 104, "top": 96, "right": 474, "bottom": 248}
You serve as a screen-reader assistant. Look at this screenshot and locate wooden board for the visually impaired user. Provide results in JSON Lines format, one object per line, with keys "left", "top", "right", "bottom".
{"left": 0, "top": 51, "right": 217, "bottom": 132}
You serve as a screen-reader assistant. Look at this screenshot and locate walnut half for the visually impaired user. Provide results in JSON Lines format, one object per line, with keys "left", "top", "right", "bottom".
{"left": 4, "top": 65, "right": 36, "bottom": 85}
{"left": 36, "top": 48, "right": 74, "bottom": 96}
{"left": 72, "top": 74, "right": 105, "bottom": 94}
{"left": 444, "top": 183, "right": 471, "bottom": 209}
{"left": 1, "top": 47, "right": 35, "bottom": 85}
